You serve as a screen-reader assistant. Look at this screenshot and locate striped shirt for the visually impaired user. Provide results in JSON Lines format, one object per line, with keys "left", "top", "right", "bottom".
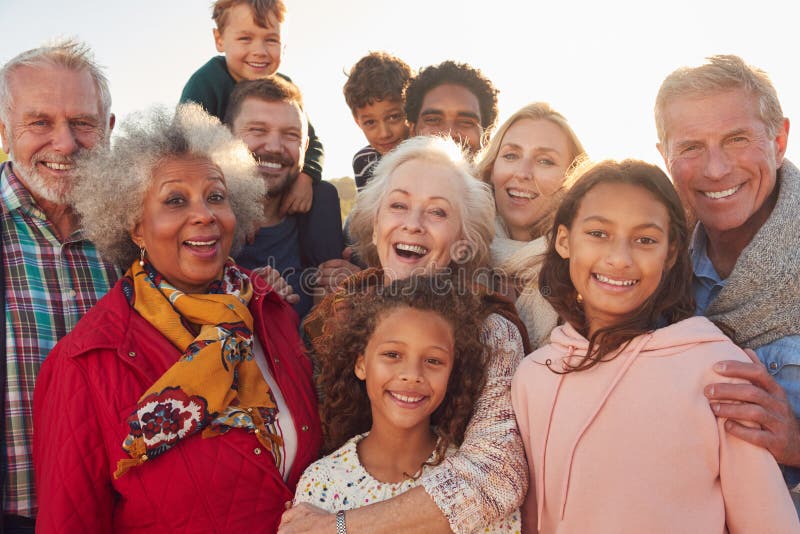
{"left": 352, "top": 145, "right": 381, "bottom": 190}
{"left": 1, "top": 162, "right": 119, "bottom": 517}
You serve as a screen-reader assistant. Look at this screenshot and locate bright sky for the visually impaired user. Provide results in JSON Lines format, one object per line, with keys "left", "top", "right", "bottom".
{"left": 2, "top": 0, "right": 798, "bottom": 179}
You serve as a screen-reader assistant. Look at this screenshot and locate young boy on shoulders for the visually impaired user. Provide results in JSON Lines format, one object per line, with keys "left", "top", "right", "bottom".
{"left": 343, "top": 52, "right": 413, "bottom": 190}
{"left": 181, "top": 0, "right": 322, "bottom": 214}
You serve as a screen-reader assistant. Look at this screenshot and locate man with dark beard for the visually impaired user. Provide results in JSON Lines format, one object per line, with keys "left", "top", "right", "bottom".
{"left": 0, "top": 40, "right": 119, "bottom": 531}
{"left": 226, "top": 77, "right": 343, "bottom": 320}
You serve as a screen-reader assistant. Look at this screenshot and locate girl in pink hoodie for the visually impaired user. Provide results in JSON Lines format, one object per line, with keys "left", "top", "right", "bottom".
{"left": 511, "top": 159, "right": 799, "bottom": 534}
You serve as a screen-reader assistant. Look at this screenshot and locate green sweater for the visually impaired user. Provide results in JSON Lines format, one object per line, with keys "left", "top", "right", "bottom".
{"left": 180, "top": 56, "right": 323, "bottom": 182}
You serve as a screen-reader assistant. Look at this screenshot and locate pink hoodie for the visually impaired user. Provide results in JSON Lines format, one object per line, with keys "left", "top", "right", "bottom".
{"left": 511, "top": 316, "right": 799, "bottom": 534}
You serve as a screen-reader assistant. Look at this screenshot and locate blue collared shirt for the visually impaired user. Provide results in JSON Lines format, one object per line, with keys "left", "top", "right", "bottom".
{"left": 691, "top": 226, "right": 800, "bottom": 504}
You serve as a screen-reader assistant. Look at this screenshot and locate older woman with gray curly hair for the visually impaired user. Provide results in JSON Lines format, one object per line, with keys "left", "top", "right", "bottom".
{"left": 286, "top": 136, "right": 529, "bottom": 534}
{"left": 33, "top": 104, "right": 321, "bottom": 533}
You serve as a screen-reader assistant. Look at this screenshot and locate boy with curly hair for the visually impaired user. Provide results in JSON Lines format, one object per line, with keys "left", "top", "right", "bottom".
{"left": 344, "top": 52, "right": 413, "bottom": 189}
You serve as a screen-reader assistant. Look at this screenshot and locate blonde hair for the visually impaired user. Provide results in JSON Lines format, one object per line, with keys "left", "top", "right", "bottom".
{"left": 476, "top": 102, "right": 586, "bottom": 240}
{"left": 349, "top": 135, "right": 495, "bottom": 277}
{"left": 655, "top": 54, "right": 784, "bottom": 148}
{"left": 72, "top": 103, "right": 264, "bottom": 268}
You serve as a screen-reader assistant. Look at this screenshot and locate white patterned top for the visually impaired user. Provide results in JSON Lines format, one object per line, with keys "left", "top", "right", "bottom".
{"left": 295, "top": 432, "right": 521, "bottom": 533}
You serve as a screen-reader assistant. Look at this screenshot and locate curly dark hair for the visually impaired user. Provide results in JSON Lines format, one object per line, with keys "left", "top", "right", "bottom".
{"left": 404, "top": 60, "right": 499, "bottom": 133}
{"left": 538, "top": 159, "right": 696, "bottom": 373}
{"left": 343, "top": 51, "right": 414, "bottom": 113}
{"left": 315, "top": 275, "right": 489, "bottom": 465}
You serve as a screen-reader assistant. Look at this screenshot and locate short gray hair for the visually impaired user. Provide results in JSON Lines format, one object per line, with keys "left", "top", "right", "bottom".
{"left": 72, "top": 103, "right": 264, "bottom": 268}
{"left": 349, "top": 135, "right": 495, "bottom": 277}
{"left": 655, "top": 54, "right": 784, "bottom": 147}
{"left": 0, "top": 38, "right": 112, "bottom": 127}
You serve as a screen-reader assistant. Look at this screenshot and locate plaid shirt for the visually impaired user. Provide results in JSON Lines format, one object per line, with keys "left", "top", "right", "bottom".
{"left": 1, "top": 162, "right": 120, "bottom": 517}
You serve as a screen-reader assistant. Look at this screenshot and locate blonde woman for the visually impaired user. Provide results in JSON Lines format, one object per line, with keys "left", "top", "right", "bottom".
{"left": 477, "top": 102, "right": 586, "bottom": 347}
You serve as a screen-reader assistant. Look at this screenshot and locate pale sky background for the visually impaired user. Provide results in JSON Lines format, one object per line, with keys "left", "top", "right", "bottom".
{"left": 2, "top": 0, "right": 798, "bottom": 179}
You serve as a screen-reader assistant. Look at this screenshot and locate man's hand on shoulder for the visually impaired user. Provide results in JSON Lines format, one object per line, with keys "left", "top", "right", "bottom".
{"left": 316, "top": 248, "right": 362, "bottom": 294}
{"left": 706, "top": 348, "right": 800, "bottom": 467}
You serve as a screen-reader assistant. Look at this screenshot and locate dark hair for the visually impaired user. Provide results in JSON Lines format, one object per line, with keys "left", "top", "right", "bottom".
{"left": 212, "top": 0, "right": 286, "bottom": 30}
{"left": 315, "top": 275, "right": 488, "bottom": 465}
{"left": 223, "top": 75, "right": 303, "bottom": 126}
{"left": 344, "top": 51, "right": 414, "bottom": 113}
{"left": 538, "top": 159, "right": 695, "bottom": 372}
{"left": 405, "top": 60, "right": 499, "bottom": 133}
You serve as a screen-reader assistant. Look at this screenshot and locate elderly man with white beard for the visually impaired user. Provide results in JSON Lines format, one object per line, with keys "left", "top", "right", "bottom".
{"left": 0, "top": 40, "right": 119, "bottom": 531}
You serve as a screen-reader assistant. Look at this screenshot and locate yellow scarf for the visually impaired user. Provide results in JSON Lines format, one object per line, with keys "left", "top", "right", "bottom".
{"left": 114, "top": 260, "right": 282, "bottom": 478}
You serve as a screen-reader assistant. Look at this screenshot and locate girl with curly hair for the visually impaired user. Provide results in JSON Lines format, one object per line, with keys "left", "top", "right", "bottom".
{"left": 294, "top": 275, "right": 520, "bottom": 533}
{"left": 511, "top": 159, "right": 797, "bottom": 533}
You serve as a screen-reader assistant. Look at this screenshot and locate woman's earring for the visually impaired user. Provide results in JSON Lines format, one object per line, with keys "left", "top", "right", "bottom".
{"left": 576, "top": 292, "right": 584, "bottom": 304}
{"left": 139, "top": 247, "right": 146, "bottom": 267}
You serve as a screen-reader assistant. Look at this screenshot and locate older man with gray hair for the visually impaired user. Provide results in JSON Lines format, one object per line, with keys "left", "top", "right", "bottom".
{"left": 0, "top": 40, "right": 118, "bottom": 531}
{"left": 656, "top": 54, "right": 800, "bottom": 511}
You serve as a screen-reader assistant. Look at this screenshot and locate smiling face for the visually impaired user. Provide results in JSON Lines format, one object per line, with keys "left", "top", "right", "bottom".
{"left": 231, "top": 96, "right": 307, "bottom": 198}
{"left": 0, "top": 64, "right": 107, "bottom": 206}
{"left": 214, "top": 3, "right": 282, "bottom": 82}
{"left": 131, "top": 156, "right": 236, "bottom": 294}
{"left": 355, "top": 306, "right": 454, "bottom": 436}
{"left": 491, "top": 118, "right": 574, "bottom": 241}
{"left": 372, "top": 158, "right": 464, "bottom": 281}
{"left": 555, "top": 182, "right": 673, "bottom": 335}
{"left": 412, "top": 84, "right": 483, "bottom": 155}
{"left": 658, "top": 88, "right": 788, "bottom": 242}
{"left": 354, "top": 98, "right": 410, "bottom": 155}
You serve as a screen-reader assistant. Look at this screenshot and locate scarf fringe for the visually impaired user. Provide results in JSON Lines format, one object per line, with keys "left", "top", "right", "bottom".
{"left": 114, "top": 438, "right": 148, "bottom": 479}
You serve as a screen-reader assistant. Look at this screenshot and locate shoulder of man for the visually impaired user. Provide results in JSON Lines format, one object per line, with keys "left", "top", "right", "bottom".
{"left": 297, "top": 181, "right": 344, "bottom": 266}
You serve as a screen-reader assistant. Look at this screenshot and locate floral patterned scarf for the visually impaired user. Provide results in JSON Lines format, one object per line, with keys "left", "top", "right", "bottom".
{"left": 114, "top": 259, "right": 282, "bottom": 479}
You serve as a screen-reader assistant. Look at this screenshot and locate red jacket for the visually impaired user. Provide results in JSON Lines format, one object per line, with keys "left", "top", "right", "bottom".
{"left": 33, "top": 276, "right": 321, "bottom": 533}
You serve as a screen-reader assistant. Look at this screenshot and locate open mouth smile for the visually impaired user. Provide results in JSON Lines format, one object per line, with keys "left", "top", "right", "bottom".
{"left": 703, "top": 184, "right": 742, "bottom": 200}
{"left": 507, "top": 188, "right": 538, "bottom": 201}
{"left": 257, "top": 160, "right": 284, "bottom": 170}
{"left": 183, "top": 238, "right": 220, "bottom": 255}
{"left": 394, "top": 242, "right": 429, "bottom": 259}
{"left": 388, "top": 391, "right": 428, "bottom": 406}
{"left": 593, "top": 273, "right": 639, "bottom": 287}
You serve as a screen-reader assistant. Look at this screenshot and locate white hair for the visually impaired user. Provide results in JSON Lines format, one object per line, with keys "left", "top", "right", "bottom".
{"left": 72, "top": 103, "right": 264, "bottom": 268}
{"left": 349, "top": 135, "right": 495, "bottom": 277}
{"left": 0, "top": 38, "right": 112, "bottom": 128}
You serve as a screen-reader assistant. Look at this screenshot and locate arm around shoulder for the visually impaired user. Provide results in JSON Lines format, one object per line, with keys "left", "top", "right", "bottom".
{"left": 418, "top": 313, "right": 528, "bottom": 533}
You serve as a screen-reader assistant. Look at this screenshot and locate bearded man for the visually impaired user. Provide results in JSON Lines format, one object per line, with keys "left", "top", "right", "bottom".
{"left": 0, "top": 40, "right": 119, "bottom": 531}
{"left": 226, "top": 76, "right": 343, "bottom": 319}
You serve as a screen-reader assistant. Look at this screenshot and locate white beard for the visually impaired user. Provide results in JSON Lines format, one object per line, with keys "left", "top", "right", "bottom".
{"left": 8, "top": 149, "right": 74, "bottom": 205}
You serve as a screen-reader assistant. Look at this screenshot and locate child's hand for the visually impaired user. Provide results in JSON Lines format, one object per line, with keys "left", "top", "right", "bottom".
{"left": 280, "top": 172, "right": 314, "bottom": 215}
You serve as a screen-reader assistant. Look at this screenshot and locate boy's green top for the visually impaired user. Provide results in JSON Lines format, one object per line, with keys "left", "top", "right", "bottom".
{"left": 180, "top": 56, "right": 324, "bottom": 182}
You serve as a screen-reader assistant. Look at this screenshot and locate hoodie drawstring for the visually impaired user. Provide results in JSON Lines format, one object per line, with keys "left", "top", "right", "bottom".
{"left": 556, "top": 334, "right": 654, "bottom": 521}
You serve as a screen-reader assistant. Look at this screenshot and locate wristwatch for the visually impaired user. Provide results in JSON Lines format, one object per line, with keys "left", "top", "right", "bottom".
{"left": 336, "top": 510, "right": 347, "bottom": 534}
